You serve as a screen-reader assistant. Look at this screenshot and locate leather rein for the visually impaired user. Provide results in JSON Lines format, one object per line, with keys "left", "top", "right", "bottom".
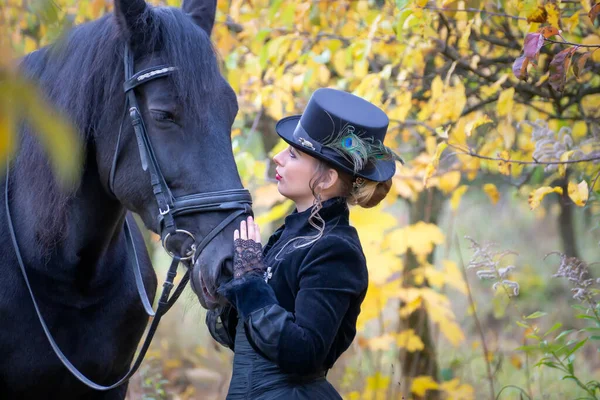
{"left": 4, "top": 44, "right": 252, "bottom": 390}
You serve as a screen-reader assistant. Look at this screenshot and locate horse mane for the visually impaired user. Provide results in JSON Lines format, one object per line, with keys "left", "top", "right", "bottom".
{"left": 15, "top": 6, "right": 221, "bottom": 251}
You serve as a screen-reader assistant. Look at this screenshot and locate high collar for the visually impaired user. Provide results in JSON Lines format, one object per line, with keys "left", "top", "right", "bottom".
{"left": 283, "top": 197, "right": 349, "bottom": 233}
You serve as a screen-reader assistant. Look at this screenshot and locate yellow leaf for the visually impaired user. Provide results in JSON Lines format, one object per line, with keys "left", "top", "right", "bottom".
{"left": 465, "top": 114, "right": 492, "bottom": 136}
{"left": 440, "top": 379, "right": 475, "bottom": 400}
{"left": 425, "top": 136, "right": 437, "bottom": 155}
{"left": 255, "top": 199, "right": 294, "bottom": 225}
{"left": 367, "top": 334, "right": 395, "bottom": 351}
{"left": 568, "top": 180, "right": 588, "bottom": 206}
{"left": 24, "top": 37, "right": 37, "bottom": 54}
{"left": 423, "top": 142, "right": 447, "bottom": 187}
{"left": 497, "top": 88, "right": 515, "bottom": 117}
{"left": 545, "top": 3, "right": 560, "bottom": 29}
{"left": 385, "top": 222, "right": 445, "bottom": 257}
{"left": 437, "top": 171, "right": 461, "bottom": 194}
{"left": 528, "top": 186, "right": 563, "bottom": 210}
{"left": 483, "top": 183, "right": 500, "bottom": 205}
{"left": 510, "top": 354, "right": 523, "bottom": 369}
{"left": 365, "top": 372, "right": 391, "bottom": 392}
{"left": 332, "top": 50, "right": 347, "bottom": 77}
{"left": 351, "top": 206, "right": 397, "bottom": 244}
{"left": 499, "top": 119, "right": 515, "bottom": 149}
{"left": 364, "top": 248, "right": 403, "bottom": 285}
{"left": 353, "top": 59, "right": 369, "bottom": 79}
{"left": 497, "top": 150, "right": 511, "bottom": 176}
{"left": 565, "top": 11, "right": 579, "bottom": 33}
{"left": 396, "top": 329, "right": 425, "bottom": 351}
{"left": 442, "top": 260, "right": 467, "bottom": 294}
{"left": 558, "top": 150, "right": 575, "bottom": 177}
{"left": 450, "top": 185, "right": 468, "bottom": 211}
{"left": 411, "top": 376, "right": 438, "bottom": 397}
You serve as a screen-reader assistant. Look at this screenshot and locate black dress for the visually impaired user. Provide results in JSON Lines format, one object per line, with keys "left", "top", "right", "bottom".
{"left": 210, "top": 197, "right": 368, "bottom": 399}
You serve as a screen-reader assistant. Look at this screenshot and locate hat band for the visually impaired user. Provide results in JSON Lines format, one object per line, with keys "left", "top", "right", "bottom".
{"left": 292, "top": 122, "right": 322, "bottom": 153}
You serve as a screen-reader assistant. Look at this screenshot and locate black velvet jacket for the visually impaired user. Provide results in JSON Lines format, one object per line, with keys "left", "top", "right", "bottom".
{"left": 212, "top": 197, "right": 368, "bottom": 375}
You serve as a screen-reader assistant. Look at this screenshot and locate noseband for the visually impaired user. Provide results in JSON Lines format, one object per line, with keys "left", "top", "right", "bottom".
{"left": 5, "top": 44, "right": 252, "bottom": 391}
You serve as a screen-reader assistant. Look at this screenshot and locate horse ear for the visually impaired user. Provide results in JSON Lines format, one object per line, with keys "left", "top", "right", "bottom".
{"left": 182, "top": 0, "right": 217, "bottom": 36}
{"left": 114, "top": 0, "right": 148, "bottom": 40}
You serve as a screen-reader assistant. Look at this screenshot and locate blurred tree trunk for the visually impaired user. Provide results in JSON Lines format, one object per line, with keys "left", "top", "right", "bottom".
{"left": 399, "top": 187, "right": 444, "bottom": 399}
{"left": 557, "top": 174, "right": 580, "bottom": 258}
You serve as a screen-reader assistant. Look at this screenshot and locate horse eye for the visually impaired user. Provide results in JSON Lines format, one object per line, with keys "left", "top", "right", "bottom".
{"left": 150, "top": 110, "right": 176, "bottom": 123}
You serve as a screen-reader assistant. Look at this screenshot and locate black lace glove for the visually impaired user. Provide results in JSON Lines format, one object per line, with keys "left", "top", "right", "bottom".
{"left": 233, "top": 238, "right": 266, "bottom": 279}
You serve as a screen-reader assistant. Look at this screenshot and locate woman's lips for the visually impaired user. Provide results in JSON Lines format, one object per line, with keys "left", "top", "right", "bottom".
{"left": 275, "top": 173, "right": 282, "bottom": 181}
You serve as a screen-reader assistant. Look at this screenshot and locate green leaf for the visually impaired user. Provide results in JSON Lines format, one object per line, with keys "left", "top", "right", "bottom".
{"left": 563, "top": 338, "right": 589, "bottom": 360}
{"left": 556, "top": 330, "right": 575, "bottom": 341}
{"left": 590, "top": 335, "right": 600, "bottom": 341}
{"left": 516, "top": 321, "right": 529, "bottom": 329}
{"left": 280, "top": 4, "right": 296, "bottom": 28}
{"left": 544, "top": 322, "right": 563, "bottom": 337}
{"left": 395, "top": 0, "right": 410, "bottom": 10}
{"left": 579, "top": 327, "right": 600, "bottom": 334}
{"left": 571, "top": 304, "right": 587, "bottom": 311}
{"left": 576, "top": 314, "right": 597, "bottom": 321}
{"left": 525, "top": 311, "right": 547, "bottom": 319}
{"left": 268, "top": 0, "right": 284, "bottom": 21}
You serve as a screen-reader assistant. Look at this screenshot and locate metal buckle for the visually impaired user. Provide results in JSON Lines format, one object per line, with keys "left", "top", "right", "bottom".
{"left": 162, "top": 229, "right": 196, "bottom": 261}
{"left": 159, "top": 205, "right": 170, "bottom": 216}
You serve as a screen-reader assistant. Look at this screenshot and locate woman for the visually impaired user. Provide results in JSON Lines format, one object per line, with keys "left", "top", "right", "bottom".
{"left": 207, "top": 88, "right": 403, "bottom": 399}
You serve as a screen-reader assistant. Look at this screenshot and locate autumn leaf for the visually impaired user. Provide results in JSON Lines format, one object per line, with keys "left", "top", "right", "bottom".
{"left": 573, "top": 52, "right": 591, "bottom": 79}
{"left": 590, "top": 3, "right": 600, "bottom": 24}
{"left": 528, "top": 186, "right": 563, "bottom": 210}
{"left": 512, "top": 55, "right": 530, "bottom": 81}
{"left": 437, "top": 171, "right": 461, "bottom": 194}
{"left": 411, "top": 376, "right": 439, "bottom": 396}
{"left": 483, "top": 183, "right": 500, "bottom": 204}
{"left": 558, "top": 150, "right": 575, "bottom": 176}
{"left": 396, "top": 329, "right": 425, "bottom": 351}
{"left": 538, "top": 26, "right": 560, "bottom": 39}
{"left": 497, "top": 88, "right": 515, "bottom": 117}
{"left": 549, "top": 47, "right": 576, "bottom": 92}
{"left": 423, "top": 142, "right": 447, "bottom": 187}
{"left": 442, "top": 260, "right": 467, "bottom": 294}
{"left": 526, "top": 6, "right": 547, "bottom": 23}
{"left": 568, "top": 180, "right": 588, "bottom": 206}
{"left": 497, "top": 150, "right": 511, "bottom": 176}
{"left": 450, "top": 185, "right": 468, "bottom": 211}
{"left": 465, "top": 114, "right": 492, "bottom": 136}
{"left": 523, "top": 32, "right": 544, "bottom": 59}
{"left": 544, "top": 4, "right": 560, "bottom": 29}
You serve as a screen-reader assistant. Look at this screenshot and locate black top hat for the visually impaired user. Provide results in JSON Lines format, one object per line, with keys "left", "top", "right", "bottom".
{"left": 275, "top": 88, "right": 402, "bottom": 182}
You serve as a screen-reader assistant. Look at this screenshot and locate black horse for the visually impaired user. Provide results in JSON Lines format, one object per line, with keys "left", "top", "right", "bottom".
{"left": 0, "top": 0, "right": 248, "bottom": 398}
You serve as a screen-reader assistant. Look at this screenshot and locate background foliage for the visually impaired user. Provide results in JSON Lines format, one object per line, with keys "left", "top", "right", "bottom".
{"left": 2, "top": 0, "right": 600, "bottom": 398}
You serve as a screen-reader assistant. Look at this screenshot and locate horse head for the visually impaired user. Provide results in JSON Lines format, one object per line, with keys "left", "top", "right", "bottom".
{"left": 97, "top": 0, "right": 247, "bottom": 309}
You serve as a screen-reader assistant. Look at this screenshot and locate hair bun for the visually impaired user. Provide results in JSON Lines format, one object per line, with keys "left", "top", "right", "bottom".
{"left": 350, "top": 178, "right": 392, "bottom": 208}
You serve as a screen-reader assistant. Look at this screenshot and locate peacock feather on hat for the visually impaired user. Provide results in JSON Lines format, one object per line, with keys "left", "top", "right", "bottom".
{"left": 322, "top": 120, "right": 401, "bottom": 174}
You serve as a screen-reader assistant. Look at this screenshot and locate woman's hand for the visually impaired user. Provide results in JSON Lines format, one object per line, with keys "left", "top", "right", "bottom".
{"left": 234, "top": 216, "right": 261, "bottom": 244}
{"left": 232, "top": 216, "right": 265, "bottom": 279}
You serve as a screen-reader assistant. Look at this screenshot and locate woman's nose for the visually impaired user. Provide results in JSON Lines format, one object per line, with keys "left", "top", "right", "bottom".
{"left": 273, "top": 150, "right": 284, "bottom": 166}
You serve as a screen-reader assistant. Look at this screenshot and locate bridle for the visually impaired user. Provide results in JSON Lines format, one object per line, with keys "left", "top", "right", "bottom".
{"left": 4, "top": 44, "right": 252, "bottom": 391}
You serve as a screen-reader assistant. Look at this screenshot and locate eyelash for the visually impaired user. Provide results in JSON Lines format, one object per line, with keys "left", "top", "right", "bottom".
{"left": 151, "top": 110, "right": 175, "bottom": 123}
{"left": 289, "top": 149, "right": 296, "bottom": 159}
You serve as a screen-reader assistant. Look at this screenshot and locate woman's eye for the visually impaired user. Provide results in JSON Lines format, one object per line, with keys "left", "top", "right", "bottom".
{"left": 289, "top": 149, "right": 296, "bottom": 158}
{"left": 151, "top": 110, "right": 175, "bottom": 123}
